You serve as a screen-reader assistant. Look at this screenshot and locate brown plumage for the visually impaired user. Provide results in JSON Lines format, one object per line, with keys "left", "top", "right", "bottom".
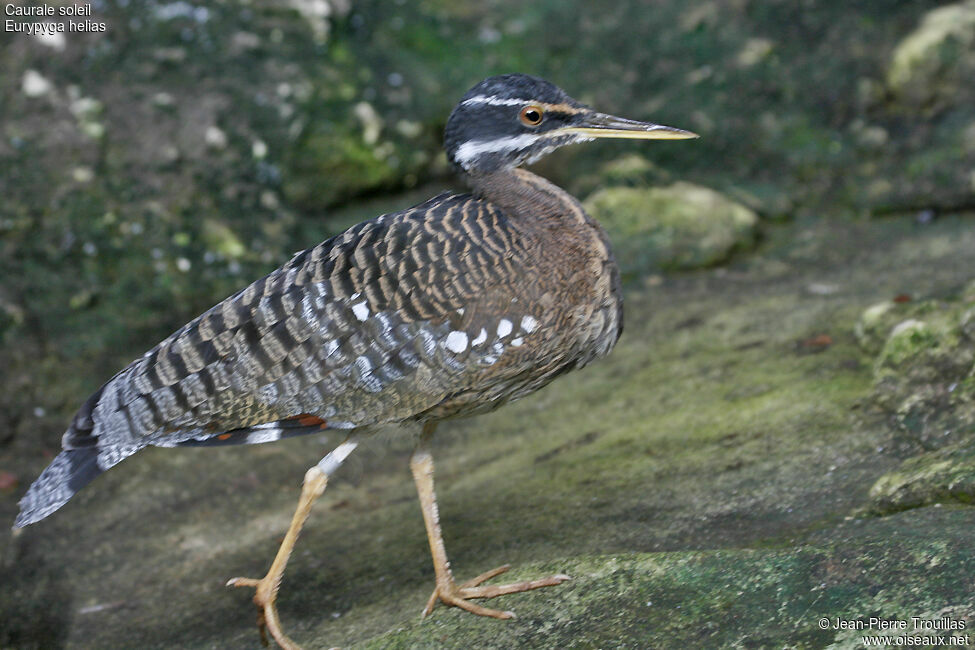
{"left": 16, "top": 73, "right": 696, "bottom": 648}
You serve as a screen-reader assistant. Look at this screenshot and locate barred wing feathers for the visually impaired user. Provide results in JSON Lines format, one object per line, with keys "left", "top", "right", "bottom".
{"left": 16, "top": 192, "right": 557, "bottom": 526}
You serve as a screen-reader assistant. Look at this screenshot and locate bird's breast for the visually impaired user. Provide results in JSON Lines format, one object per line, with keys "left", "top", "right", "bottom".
{"left": 494, "top": 169, "right": 623, "bottom": 363}
{"left": 414, "top": 172, "right": 623, "bottom": 421}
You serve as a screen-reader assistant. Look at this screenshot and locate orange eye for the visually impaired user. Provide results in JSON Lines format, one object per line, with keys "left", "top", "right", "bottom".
{"left": 519, "top": 105, "right": 544, "bottom": 126}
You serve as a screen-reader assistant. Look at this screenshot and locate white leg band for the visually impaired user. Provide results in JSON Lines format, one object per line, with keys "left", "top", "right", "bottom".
{"left": 317, "top": 439, "right": 359, "bottom": 477}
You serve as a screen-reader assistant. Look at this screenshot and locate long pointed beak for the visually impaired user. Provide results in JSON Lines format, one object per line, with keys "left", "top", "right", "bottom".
{"left": 562, "top": 111, "right": 698, "bottom": 140}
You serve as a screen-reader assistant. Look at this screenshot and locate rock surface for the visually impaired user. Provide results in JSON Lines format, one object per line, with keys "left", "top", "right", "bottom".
{"left": 3, "top": 211, "right": 973, "bottom": 649}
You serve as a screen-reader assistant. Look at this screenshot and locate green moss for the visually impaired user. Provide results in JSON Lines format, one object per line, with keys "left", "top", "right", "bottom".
{"left": 201, "top": 219, "right": 247, "bottom": 260}
{"left": 876, "top": 320, "right": 939, "bottom": 369}
{"left": 283, "top": 129, "right": 401, "bottom": 210}
{"left": 366, "top": 508, "right": 975, "bottom": 649}
{"left": 961, "top": 307, "right": 975, "bottom": 341}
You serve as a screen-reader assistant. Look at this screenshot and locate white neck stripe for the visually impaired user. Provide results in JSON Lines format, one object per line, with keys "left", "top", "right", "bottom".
{"left": 453, "top": 133, "right": 541, "bottom": 167}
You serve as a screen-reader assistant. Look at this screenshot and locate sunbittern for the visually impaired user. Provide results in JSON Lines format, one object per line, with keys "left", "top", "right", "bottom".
{"left": 16, "top": 74, "right": 697, "bottom": 648}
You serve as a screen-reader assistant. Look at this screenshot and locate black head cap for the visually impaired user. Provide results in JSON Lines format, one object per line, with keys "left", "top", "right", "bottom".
{"left": 443, "top": 74, "right": 589, "bottom": 173}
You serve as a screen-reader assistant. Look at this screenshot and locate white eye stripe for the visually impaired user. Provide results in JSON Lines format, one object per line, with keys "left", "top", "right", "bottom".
{"left": 461, "top": 95, "right": 527, "bottom": 107}
{"left": 462, "top": 96, "right": 584, "bottom": 115}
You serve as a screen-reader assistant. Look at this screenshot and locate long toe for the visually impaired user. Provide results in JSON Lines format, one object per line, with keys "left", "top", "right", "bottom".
{"left": 458, "top": 564, "right": 511, "bottom": 588}
{"left": 459, "top": 573, "right": 571, "bottom": 600}
{"left": 440, "top": 590, "right": 516, "bottom": 619}
{"left": 424, "top": 566, "right": 571, "bottom": 619}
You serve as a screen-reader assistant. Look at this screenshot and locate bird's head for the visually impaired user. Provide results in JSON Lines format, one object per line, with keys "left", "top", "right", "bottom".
{"left": 444, "top": 73, "right": 697, "bottom": 174}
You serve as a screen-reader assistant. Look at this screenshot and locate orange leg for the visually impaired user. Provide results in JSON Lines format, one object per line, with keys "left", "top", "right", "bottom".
{"left": 410, "top": 423, "right": 570, "bottom": 619}
{"left": 228, "top": 438, "right": 358, "bottom": 650}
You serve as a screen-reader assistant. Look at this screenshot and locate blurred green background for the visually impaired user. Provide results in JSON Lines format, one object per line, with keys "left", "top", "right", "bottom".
{"left": 2, "top": 1, "right": 974, "bottom": 648}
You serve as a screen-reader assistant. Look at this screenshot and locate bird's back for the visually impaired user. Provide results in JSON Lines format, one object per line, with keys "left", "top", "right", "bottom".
{"left": 16, "top": 170, "right": 622, "bottom": 526}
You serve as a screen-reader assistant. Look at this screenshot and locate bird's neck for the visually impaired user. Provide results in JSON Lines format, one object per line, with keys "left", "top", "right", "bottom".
{"left": 466, "top": 168, "right": 591, "bottom": 231}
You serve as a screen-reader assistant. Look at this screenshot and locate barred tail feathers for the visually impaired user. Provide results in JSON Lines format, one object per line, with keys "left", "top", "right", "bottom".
{"left": 14, "top": 448, "right": 103, "bottom": 528}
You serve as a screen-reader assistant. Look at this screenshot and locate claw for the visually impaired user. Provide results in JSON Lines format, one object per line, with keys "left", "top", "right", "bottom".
{"left": 226, "top": 465, "right": 333, "bottom": 650}
{"left": 228, "top": 574, "right": 300, "bottom": 650}
{"left": 227, "top": 576, "right": 260, "bottom": 588}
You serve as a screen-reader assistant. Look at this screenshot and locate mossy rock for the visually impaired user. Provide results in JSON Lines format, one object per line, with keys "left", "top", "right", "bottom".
{"left": 859, "top": 294, "right": 975, "bottom": 362}
{"left": 867, "top": 299, "right": 973, "bottom": 384}
{"left": 876, "top": 319, "right": 942, "bottom": 371}
{"left": 867, "top": 295, "right": 975, "bottom": 445}
{"left": 283, "top": 128, "right": 403, "bottom": 210}
{"left": 584, "top": 182, "right": 758, "bottom": 275}
{"left": 865, "top": 440, "right": 975, "bottom": 515}
{"left": 370, "top": 508, "right": 975, "bottom": 649}
{"left": 887, "top": 0, "right": 975, "bottom": 110}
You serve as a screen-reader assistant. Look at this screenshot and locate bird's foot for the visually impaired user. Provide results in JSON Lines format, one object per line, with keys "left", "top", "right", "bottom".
{"left": 422, "top": 564, "right": 571, "bottom": 619}
{"left": 227, "top": 573, "right": 300, "bottom": 650}
{"left": 224, "top": 464, "right": 338, "bottom": 650}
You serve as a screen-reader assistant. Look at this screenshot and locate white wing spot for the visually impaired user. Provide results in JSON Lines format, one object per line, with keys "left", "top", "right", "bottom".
{"left": 456, "top": 307, "right": 465, "bottom": 316}
{"left": 472, "top": 328, "right": 487, "bottom": 347}
{"left": 445, "top": 331, "right": 468, "bottom": 354}
{"left": 511, "top": 337, "right": 524, "bottom": 347}
{"left": 521, "top": 315, "right": 539, "bottom": 333}
{"left": 497, "top": 318, "right": 513, "bottom": 338}
{"left": 246, "top": 429, "right": 283, "bottom": 444}
{"left": 352, "top": 301, "right": 369, "bottom": 321}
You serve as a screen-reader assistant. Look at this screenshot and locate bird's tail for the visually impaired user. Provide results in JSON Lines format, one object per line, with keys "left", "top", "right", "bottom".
{"left": 14, "top": 448, "right": 103, "bottom": 528}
